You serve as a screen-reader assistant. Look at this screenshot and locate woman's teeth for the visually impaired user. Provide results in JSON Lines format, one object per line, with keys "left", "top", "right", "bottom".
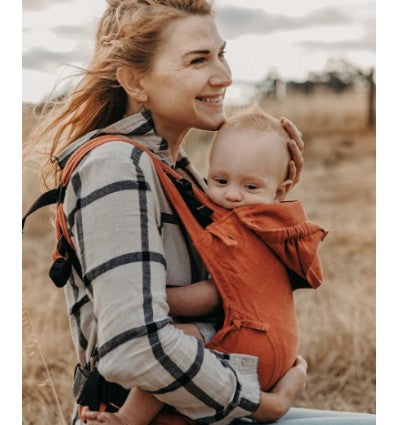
{"left": 197, "top": 96, "right": 222, "bottom": 103}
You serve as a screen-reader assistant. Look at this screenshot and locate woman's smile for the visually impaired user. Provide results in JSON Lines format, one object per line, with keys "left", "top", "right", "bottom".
{"left": 195, "top": 94, "right": 224, "bottom": 105}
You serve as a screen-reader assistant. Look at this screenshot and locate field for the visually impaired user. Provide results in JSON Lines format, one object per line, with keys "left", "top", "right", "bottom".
{"left": 22, "top": 88, "right": 375, "bottom": 424}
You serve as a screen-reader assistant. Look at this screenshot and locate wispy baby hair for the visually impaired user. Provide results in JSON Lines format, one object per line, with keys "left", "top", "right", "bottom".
{"left": 221, "top": 103, "right": 291, "bottom": 182}
{"left": 225, "top": 103, "right": 290, "bottom": 142}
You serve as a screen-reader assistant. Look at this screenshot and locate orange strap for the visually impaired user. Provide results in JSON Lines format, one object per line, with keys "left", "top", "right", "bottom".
{"left": 54, "top": 135, "right": 212, "bottom": 261}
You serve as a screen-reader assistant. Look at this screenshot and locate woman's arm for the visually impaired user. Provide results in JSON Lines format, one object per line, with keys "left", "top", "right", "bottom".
{"left": 66, "top": 143, "right": 261, "bottom": 423}
{"left": 251, "top": 356, "right": 308, "bottom": 422}
{"left": 166, "top": 280, "right": 221, "bottom": 317}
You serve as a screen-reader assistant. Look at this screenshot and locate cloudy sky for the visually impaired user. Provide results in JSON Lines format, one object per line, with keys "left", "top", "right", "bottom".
{"left": 22, "top": 0, "right": 375, "bottom": 104}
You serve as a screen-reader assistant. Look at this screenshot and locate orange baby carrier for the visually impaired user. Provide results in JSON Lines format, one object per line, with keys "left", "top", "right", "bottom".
{"left": 23, "top": 135, "right": 327, "bottom": 407}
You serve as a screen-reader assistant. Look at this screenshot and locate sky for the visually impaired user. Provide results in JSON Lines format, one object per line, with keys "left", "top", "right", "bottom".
{"left": 22, "top": 0, "right": 375, "bottom": 104}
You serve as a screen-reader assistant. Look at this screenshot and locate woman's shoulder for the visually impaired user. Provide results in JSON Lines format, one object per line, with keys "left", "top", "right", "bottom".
{"left": 63, "top": 139, "right": 160, "bottom": 203}
{"left": 75, "top": 139, "right": 157, "bottom": 177}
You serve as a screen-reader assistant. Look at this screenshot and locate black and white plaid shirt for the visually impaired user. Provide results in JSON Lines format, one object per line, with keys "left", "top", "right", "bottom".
{"left": 57, "top": 111, "right": 260, "bottom": 424}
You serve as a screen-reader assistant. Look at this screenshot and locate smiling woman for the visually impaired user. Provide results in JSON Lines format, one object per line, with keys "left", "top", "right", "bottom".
{"left": 23, "top": 1, "right": 374, "bottom": 425}
{"left": 116, "top": 14, "right": 232, "bottom": 161}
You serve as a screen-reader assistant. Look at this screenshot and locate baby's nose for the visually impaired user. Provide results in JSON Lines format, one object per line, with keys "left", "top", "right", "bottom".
{"left": 225, "top": 188, "right": 242, "bottom": 202}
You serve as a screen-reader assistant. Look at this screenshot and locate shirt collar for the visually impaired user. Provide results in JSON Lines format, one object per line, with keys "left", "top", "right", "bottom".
{"left": 55, "top": 110, "right": 208, "bottom": 191}
{"left": 56, "top": 110, "right": 175, "bottom": 168}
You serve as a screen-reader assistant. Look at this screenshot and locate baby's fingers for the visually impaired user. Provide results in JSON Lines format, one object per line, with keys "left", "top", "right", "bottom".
{"left": 83, "top": 411, "right": 102, "bottom": 420}
{"left": 80, "top": 406, "right": 105, "bottom": 423}
{"left": 95, "top": 412, "right": 127, "bottom": 424}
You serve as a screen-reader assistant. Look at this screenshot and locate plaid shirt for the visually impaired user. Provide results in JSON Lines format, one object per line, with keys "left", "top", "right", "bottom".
{"left": 57, "top": 112, "right": 260, "bottom": 424}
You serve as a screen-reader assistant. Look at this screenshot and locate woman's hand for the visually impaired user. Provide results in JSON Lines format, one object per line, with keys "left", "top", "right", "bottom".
{"left": 250, "top": 355, "right": 308, "bottom": 423}
{"left": 280, "top": 117, "right": 305, "bottom": 187}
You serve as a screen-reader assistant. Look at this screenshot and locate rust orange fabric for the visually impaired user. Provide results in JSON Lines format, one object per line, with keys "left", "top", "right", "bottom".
{"left": 203, "top": 201, "right": 327, "bottom": 390}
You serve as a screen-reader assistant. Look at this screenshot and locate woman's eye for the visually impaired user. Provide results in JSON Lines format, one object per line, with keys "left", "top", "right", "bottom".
{"left": 219, "top": 50, "right": 227, "bottom": 58}
{"left": 190, "top": 57, "right": 206, "bottom": 65}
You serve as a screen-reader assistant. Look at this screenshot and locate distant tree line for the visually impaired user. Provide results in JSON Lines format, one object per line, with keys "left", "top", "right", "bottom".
{"left": 256, "top": 59, "right": 375, "bottom": 128}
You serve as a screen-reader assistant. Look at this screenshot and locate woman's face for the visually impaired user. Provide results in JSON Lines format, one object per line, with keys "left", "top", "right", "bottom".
{"left": 139, "top": 15, "right": 232, "bottom": 142}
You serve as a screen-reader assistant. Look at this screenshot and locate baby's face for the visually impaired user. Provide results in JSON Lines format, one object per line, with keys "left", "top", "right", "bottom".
{"left": 207, "top": 126, "right": 288, "bottom": 209}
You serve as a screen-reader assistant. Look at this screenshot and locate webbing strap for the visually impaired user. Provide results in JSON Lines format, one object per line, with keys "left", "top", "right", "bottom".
{"left": 170, "top": 176, "right": 214, "bottom": 228}
{"left": 22, "top": 186, "right": 64, "bottom": 230}
{"left": 60, "top": 135, "right": 215, "bottom": 240}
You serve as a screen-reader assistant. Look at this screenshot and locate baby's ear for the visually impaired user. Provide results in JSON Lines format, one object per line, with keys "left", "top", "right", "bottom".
{"left": 275, "top": 179, "right": 293, "bottom": 202}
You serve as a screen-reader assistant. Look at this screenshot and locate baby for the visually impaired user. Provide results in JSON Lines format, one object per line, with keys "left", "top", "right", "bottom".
{"left": 82, "top": 107, "right": 324, "bottom": 425}
{"left": 207, "top": 107, "right": 293, "bottom": 208}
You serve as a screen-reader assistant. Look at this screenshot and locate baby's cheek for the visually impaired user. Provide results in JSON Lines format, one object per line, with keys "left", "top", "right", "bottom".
{"left": 206, "top": 186, "right": 220, "bottom": 204}
{"left": 254, "top": 192, "right": 275, "bottom": 205}
{"left": 206, "top": 187, "right": 215, "bottom": 202}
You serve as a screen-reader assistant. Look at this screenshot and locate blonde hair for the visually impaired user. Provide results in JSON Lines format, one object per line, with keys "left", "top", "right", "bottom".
{"left": 26, "top": 0, "right": 213, "bottom": 188}
{"left": 225, "top": 104, "right": 290, "bottom": 142}
{"left": 215, "top": 104, "right": 291, "bottom": 182}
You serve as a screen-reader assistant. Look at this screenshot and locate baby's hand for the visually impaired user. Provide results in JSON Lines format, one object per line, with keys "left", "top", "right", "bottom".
{"left": 80, "top": 406, "right": 132, "bottom": 425}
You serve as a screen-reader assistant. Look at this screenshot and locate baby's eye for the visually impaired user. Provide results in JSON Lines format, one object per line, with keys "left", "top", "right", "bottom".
{"left": 245, "top": 184, "right": 258, "bottom": 190}
{"left": 214, "top": 178, "right": 228, "bottom": 185}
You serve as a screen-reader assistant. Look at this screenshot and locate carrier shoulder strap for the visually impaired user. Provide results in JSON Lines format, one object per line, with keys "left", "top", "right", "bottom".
{"left": 22, "top": 186, "right": 64, "bottom": 231}
{"left": 23, "top": 134, "right": 214, "bottom": 288}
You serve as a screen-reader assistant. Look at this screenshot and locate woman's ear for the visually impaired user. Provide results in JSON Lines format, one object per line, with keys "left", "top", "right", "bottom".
{"left": 116, "top": 66, "right": 148, "bottom": 103}
{"left": 275, "top": 179, "right": 293, "bottom": 202}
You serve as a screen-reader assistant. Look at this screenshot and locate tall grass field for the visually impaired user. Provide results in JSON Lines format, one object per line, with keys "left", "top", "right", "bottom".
{"left": 22, "top": 88, "right": 375, "bottom": 424}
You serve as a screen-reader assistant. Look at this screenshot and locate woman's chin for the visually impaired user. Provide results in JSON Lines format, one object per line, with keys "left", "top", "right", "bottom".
{"left": 197, "top": 115, "right": 226, "bottom": 131}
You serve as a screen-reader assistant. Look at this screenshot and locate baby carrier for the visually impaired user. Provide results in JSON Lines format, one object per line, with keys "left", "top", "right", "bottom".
{"left": 23, "top": 135, "right": 327, "bottom": 410}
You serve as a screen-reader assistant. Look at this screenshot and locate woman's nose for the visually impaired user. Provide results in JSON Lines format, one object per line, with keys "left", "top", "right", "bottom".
{"left": 209, "top": 60, "right": 232, "bottom": 88}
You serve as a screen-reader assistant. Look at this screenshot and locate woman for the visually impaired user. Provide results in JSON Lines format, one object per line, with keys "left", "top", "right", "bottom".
{"left": 28, "top": 1, "right": 375, "bottom": 424}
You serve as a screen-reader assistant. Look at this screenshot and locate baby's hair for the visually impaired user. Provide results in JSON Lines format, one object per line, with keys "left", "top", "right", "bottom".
{"left": 224, "top": 104, "right": 289, "bottom": 142}
{"left": 215, "top": 104, "right": 291, "bottom": 182}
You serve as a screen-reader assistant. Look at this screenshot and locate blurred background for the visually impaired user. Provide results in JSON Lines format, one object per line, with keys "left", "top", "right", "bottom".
{"left": 22, "top": 1, "right": 375, "bottom": 423}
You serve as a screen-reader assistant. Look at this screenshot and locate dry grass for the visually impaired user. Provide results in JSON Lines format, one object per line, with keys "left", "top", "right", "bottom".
{"left": 258, "top": 87, "right": 372, "bottom": 136}
{"left": 22, "top": 89, "right": 375, "bottom": 424}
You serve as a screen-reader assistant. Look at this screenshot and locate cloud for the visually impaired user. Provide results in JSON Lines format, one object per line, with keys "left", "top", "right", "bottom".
{"left": 52, "top": 24, "right": 96, "bottom": 41}
{"left": 299, "top": 37, "right": 374, "bottom": 52}
{"left": 23, "top": 0, "right": 73, "bottom": 12}
{"left": 23, "top": 47, "right": 90, "bottom": 71}
{"left": 299, "top": 17, "right": 375, "bottom": 52}
{"left": 215, "top": 5, "right": 351, "bottom": 38}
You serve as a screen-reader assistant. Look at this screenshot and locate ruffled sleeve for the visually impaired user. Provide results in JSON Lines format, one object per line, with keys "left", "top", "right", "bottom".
{"left": 234, "top": 201, "right": 328, "bottom": 289}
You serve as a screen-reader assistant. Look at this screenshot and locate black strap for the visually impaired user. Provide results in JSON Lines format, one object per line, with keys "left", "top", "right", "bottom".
{"left": 73, "top": 363, "right": 129, "bottom": 412}
{"left": 49, "top": 235, "right": 84, "bottom": 288}
{"left": 22, "top": 185, "right": 65, "bottom": 230}
{"left": 169, "top": 176, "right": 214, "bottom": 228}
{"left": 101, "top": 380, "right": 129, "bottom": 412}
